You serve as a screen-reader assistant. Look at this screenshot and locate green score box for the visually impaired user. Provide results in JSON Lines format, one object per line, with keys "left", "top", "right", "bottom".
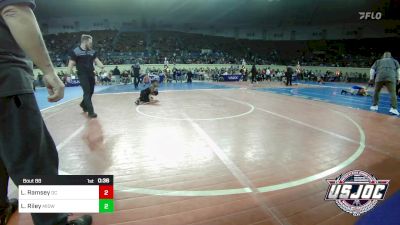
{"left": 99, "top": 199, "right": 114, "bottom": 213}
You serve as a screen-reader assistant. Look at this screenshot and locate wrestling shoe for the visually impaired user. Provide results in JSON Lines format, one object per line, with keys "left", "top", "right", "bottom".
{"left": 389, "top": 108, "right": 399, "bottom": 116}
{"left": 135, "top": 99, "right": 140, "bottom": 105}
{"left": 0, "top": 199, "right": 18, "bottom": 225}
{"left": 370, "top": 105, "right": 378, "bottom": 111}
{"left": 66, "top": 215, "right": 92, "bottom": 225}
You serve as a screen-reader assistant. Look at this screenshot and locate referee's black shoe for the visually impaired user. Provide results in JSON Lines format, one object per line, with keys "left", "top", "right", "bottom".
{"left": 80, "top": 102, "right": 88, "bottom": 113}
{"left": 67, "top": 215, "right": 92, "bottom": 225}
{"left": 0, "top": 199, "right": 18, "bottom": 225}
{"left": 88, "top": 113, "right": 97, "bottom": 118}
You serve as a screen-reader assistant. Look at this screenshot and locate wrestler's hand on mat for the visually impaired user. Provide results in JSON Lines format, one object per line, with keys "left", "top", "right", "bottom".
{"left": 44, "top": 73, "right": 65, "bottom": 102}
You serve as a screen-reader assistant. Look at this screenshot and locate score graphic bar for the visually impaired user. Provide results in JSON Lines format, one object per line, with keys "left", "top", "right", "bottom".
{"left": 18, "top": 175, "right": 114, "bottom": 213}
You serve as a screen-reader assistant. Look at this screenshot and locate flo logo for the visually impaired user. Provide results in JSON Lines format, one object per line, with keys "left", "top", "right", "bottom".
{"left": 359, "top": 12, "right": 382, "bottom": 20}
{"left": 325, "top": 170, "right": 389, "bottom": 216}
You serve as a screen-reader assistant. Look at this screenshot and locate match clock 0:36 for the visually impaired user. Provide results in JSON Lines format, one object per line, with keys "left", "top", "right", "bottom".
{"left": 98, "top": 178, "right": 111, "bottom": 184}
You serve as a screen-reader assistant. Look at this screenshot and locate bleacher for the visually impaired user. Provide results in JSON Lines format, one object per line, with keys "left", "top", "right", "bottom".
{"left": 42, "top": 30, "right": 399, "bottom": 68}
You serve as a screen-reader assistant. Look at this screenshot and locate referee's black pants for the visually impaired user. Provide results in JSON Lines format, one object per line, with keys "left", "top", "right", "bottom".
{"left": 0, "top": 94, "right": 68, "bottom": 225}
{"left": 251, "top": 75, "right": 256, "bottom": 83}
{"left": 134, "top": 76, "right": 139, "bottom": 89}
{"left": 78, "top": 73, "right": 95, "bottom": 114}
{"left": 286, "top": 75, "right": 292, "bottom": 86}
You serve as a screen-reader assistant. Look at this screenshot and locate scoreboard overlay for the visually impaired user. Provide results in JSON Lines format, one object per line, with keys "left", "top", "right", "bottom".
{"left": 18, "top": 175, "right": 114, "bottom": 213}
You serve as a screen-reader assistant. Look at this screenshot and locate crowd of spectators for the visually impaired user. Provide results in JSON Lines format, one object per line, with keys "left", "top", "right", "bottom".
{"left": 34, "top": 63, "right": 370, "bottom": 89}
{"left": 42, "top": 30, "right": 398, "bottom": 68}
{"left": 43, "top": 30, "right": 118, "bottom": 66}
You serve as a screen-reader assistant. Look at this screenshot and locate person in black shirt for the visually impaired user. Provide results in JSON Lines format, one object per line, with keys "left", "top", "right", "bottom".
{"left": 68, "top": 34, "right": 105, "bottom": 118}
{"left": 285, "top": 66, "right": 294, "bottom": 86}
{"left": 173, "top": 68, "right": 177, "bottom": 83}
{"left": 113, "top": 66, "right": 121, "bottom": 84}
{"left": 135, "top": 80, "right": 159, "bottom": 105}
{"left": 187, "top": 70, "right": 193, "bottom": 83}
{"left": 251, "top": 65, "right": 257, "bottom": 84}
{"left": 0, "top": 1, "right": 91, "bottom": 225}
{"left": 131, "top": 63, "right": 140, "bottom": 89}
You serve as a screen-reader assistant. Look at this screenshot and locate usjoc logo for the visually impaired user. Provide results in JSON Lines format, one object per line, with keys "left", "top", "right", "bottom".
{"left": 325, "top": 170, "right": 389, "bottom": 216}
{"left": 359, "top": 12, "right": 382, "bottom": 20}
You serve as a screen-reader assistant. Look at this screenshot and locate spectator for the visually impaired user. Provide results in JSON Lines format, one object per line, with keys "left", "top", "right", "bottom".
{"left": 121, "top": 70, "right": 130, "bottom": 85}
{"left": 113, "top": 66, "right": 121, "bottom": 84}
{"left": 100, "top": 70, "right": 111, "bottom": 85}
{"left": 251, "top": 65, "right": 257, "bottom": 84}
{"left": 265, "top": 67, "right": 272, "bottom": 81}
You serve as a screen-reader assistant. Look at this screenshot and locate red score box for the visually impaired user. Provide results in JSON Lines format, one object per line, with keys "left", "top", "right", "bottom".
{"left": 99, "top": 185, "right": 114, "bottom": 199}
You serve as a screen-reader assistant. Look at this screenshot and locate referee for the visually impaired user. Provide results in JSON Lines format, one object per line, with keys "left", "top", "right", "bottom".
{"left": 68, "top": 34, "right": 104, "bottom": 118}
{"left": 0, "top": 0, "right": 91, "bottom": 224}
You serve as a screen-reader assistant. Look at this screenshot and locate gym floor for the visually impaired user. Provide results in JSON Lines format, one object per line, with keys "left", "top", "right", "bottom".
{"left": 7, "top": 81, "right": 400, "bottom": 225}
